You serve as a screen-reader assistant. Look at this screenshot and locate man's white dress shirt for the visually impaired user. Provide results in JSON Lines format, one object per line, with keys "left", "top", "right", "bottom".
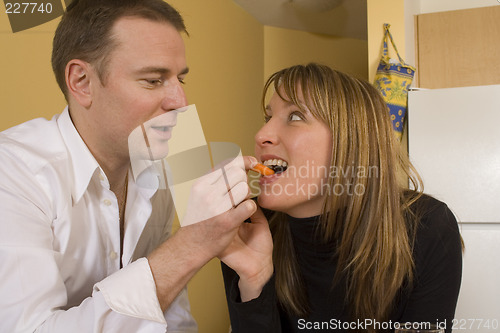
{"left": 0, "top": 108, "right": 197, "bottom": 332}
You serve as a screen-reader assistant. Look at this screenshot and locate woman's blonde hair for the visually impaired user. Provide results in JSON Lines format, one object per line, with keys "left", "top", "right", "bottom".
{"left": 263, "top": 63, "right": 422, "bottom": 327}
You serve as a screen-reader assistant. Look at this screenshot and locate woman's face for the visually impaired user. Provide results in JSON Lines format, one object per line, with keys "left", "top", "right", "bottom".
{"left": 255, "top": 89, "right": 333, "bottom": 218}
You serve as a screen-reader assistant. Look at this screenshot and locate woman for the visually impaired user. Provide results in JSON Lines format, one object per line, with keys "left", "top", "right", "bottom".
{"left": 219, "top": 64, "right": 462, "bottom": 333}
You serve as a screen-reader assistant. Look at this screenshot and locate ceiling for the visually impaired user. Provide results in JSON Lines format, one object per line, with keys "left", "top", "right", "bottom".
{"left": 232, "top": 0, "right": 367, "bottom": 40}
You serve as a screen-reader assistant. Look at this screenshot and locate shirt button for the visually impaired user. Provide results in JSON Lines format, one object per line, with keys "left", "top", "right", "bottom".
{"left": 109, "top": 251, "right": 117, "bottom": 260}
{"left": 103, "top": 199, "right": 112, "bottom": 206}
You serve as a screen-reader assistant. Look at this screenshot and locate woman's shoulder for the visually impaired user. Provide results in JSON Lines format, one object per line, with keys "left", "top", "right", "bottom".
{"left": 408, "top": 193, "right": 462, "bottom": 250}
{"left": 410, "top": 193, "right": 458, "bottom": 226}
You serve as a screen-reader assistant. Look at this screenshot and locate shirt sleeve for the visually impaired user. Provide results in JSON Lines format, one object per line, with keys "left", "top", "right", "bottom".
{"left": 221, "top": 262, "right": 281, "bottom": 333}
{"left": 397, "top": 198, "right": 463, "bottom": 333}
{"left": 0, "top": 185, "right": 165, "bottom": 332}
{"left": 94, "top": 259, "right": 198, "bottom": 333}
{"left": 94, "top": 258, "right": 166, "bottom": 323}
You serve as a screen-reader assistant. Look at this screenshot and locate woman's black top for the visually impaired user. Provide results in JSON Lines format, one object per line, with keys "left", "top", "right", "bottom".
{"left": 222, "top": 195, "right": 462, "bottom": 332}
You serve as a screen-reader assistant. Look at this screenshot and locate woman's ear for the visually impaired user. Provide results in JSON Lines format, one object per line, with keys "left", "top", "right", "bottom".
{"left": 65, "top": 60, "right": 93, "bottom": 108}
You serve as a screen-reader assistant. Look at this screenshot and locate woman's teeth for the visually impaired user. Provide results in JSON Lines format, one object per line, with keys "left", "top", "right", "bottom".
{"left": 262, "top": 159, "right": 288, "bottom": 174}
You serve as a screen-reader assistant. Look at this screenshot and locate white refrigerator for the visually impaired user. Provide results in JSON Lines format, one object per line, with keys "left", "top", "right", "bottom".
{"left": 408, "top": 85, "right": 500, "bottom": 332}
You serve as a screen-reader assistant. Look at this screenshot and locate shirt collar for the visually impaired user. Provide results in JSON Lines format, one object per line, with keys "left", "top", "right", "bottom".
{"left": 130, "top": 157, "right": 166, "bottom": 199}
{"left": 57, "top": 107, "right": 100, "bottom": 204}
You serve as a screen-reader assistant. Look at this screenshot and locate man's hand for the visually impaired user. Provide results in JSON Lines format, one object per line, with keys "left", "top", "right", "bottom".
{"left": 181, "top": 155, "right": 250, "bottom": 227}
{"left": 147, "top": 156, "right": 260, "bottom": 311}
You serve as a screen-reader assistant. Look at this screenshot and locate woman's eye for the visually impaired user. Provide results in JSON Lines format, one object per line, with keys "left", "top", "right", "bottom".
{"left": 289, "top": 112, "right": 304, "bottom": 121}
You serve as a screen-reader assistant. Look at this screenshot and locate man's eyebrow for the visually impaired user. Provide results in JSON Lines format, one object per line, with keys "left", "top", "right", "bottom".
{"left": 134, "top": 66, "right": 190, "bottom": 75}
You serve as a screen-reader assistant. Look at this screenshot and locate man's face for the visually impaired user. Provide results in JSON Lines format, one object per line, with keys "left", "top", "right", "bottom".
{"left": 86, "top": 16, "right": 188, "bottom": 163}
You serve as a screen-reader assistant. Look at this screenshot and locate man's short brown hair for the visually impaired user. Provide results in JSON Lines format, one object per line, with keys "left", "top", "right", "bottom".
{"left": 52, "top": 0, "right": 187, "bottom": 100}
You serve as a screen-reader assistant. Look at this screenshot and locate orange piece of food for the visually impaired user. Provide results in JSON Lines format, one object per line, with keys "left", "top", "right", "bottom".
{"left": 252, "top": 163, "right": 275, "bottom": 176}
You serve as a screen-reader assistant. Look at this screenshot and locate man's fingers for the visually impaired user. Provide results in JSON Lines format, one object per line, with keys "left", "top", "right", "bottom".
{"left": 196, "top": 156, "right": 246, "bottom": 186}
{"left": 243, "top": 156, "right": 259, "bottom": 172}
{"left": 224, "top": 181, "right": 250, "bottom": 207}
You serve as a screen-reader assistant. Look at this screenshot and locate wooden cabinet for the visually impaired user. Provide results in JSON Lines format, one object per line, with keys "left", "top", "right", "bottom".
{"left": 415, "top": 6, "right": 500, "bottom": 89}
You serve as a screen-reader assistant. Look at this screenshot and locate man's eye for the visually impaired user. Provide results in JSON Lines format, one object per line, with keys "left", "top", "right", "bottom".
{"left": 264, "top": 115, "right": 271, "bottom": 123}
{"left": 145, "top": 79, "right": 163, "bottom": 86}
{"left": 178, "top": 77, "right": 186, "bottom": 85}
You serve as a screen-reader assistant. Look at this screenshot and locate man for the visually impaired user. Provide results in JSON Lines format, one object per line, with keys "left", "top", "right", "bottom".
{"left": 0, "top": 0, "right": 256, "bottom": 331}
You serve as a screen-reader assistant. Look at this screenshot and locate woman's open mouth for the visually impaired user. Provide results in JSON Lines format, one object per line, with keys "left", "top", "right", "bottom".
{"left": 262, "top": 158, "right": 288, "bottom": 174}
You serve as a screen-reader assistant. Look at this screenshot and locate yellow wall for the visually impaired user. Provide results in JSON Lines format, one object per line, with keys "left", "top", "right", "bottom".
{"left": 264, "top": 26, "right": 368, "bottom": 81}
{"left": 367, "top": 0, "right": 406, "bottom": 82}
{"left": 0, "top": 15, "right": 66, "bottom": 129}
{"left": 1, "top": 0, "right": 404, "bottom": 332}
{"left": 168, "top": 0, "right": 264, "bottom": 155}
{"left": 262, "top": 0, "right": 407, "bottom": 89}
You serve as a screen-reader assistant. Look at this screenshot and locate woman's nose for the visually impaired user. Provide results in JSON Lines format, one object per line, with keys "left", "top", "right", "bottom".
{"left": 255, "top": 120, "right": 278, "bottom": 147}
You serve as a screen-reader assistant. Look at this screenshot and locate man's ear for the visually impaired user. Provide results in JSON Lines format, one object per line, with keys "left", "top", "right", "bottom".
{"left": 65, "top": 60, "right": 94, "bottom": 108}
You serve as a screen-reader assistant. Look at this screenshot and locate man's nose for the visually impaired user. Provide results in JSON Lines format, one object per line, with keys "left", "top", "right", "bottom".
{"left": 163, "top": 81, "right": 188, "bottom": 111}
